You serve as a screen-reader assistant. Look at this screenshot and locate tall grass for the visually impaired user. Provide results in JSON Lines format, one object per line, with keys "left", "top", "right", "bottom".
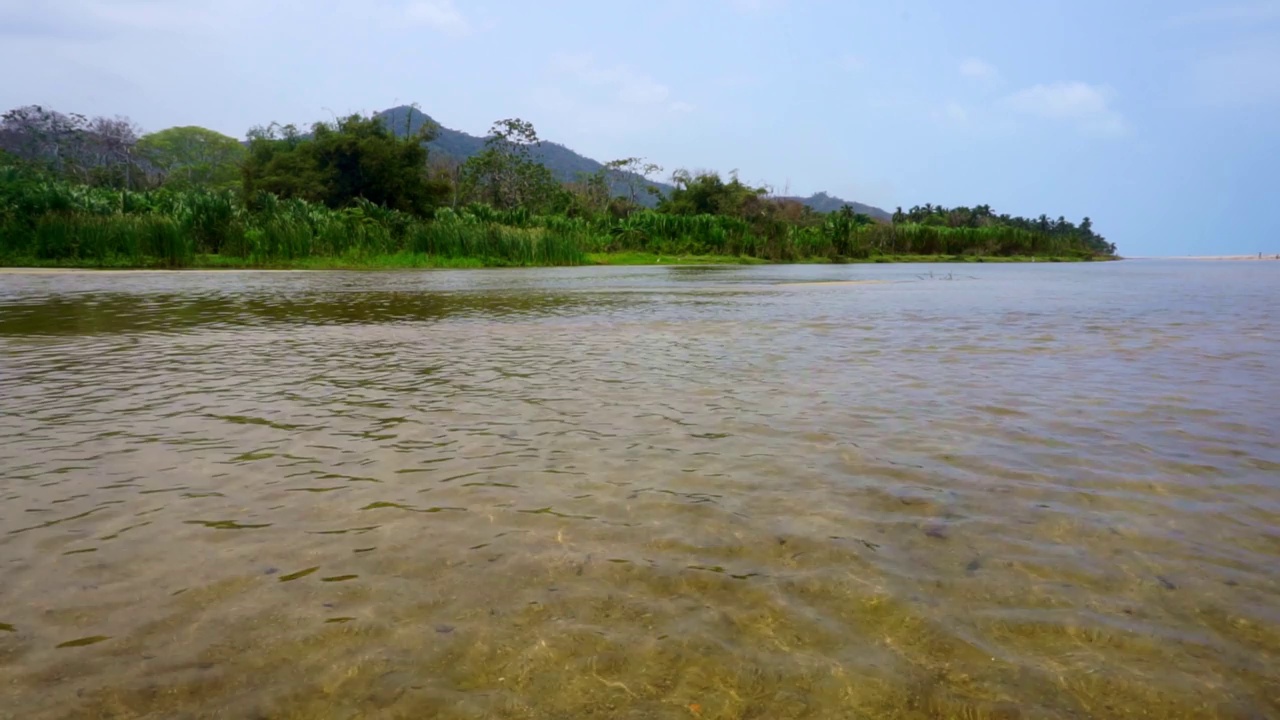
{"left": 0, "top": 167, "right": 1108, "bottom": 268}
{"left": 3, "top": 215, "right": 193, "bottom": 267}
{"left": 408, "top": 211, "right": 586, "bottom": 265}
{"left": 0, "top": 174, "right": 587, "bottom": 267}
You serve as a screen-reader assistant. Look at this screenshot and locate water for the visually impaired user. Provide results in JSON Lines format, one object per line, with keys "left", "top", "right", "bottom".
{"left": 1, "top": 261, "right": 1277, "bottom": 719}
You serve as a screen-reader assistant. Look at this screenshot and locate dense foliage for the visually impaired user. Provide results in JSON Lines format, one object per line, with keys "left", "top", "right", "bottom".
{"left": 892, "top": 204, "right": 1114, "bottom": 256}
{"left": 0, "top": 105, "right": 150, "bottom": 189}
{"left": 135, "top": 126, "right": 245, "bottom": 191}
{"left": 242, "top": 114, "right": 450, "bottom": 215}
{"left": 0, "top": 103, "right": 1117, "bottom": 267}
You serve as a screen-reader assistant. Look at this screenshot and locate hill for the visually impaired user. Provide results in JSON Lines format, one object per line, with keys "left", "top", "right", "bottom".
{"left": 782, "top": 191, "right": 887, "bottom": 220}
{"left": 376, "top": 106, "right": 889, "bottom": 219}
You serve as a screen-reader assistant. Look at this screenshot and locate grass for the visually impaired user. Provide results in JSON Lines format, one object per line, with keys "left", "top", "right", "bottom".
{"left": 0, "top": 251, "right": 1109, "bottom": 271}
{"left": 1, "top": 169, "right": 1117, "bottom": 271}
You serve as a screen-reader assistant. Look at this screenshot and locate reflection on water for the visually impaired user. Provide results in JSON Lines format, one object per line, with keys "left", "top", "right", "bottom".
{"left": 1, "top": 262, "right": 1278, "bottom": 719}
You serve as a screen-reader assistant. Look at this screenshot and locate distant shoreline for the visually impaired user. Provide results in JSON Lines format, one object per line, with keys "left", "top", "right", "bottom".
{"left": 0, "top": 253, "right": 1112, "bottom": 273}
{"left": 1138, "top": 255, "right": 1280, "bottom": 261}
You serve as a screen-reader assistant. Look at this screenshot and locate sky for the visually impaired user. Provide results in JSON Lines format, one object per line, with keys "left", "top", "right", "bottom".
{"left": 1, "top": 0, "right": 1277, "bottom": 256}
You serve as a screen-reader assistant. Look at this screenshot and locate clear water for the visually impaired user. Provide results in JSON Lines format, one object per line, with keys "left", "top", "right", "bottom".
{"left": 1, "top": 261, "right": 1277, "bottom": 719}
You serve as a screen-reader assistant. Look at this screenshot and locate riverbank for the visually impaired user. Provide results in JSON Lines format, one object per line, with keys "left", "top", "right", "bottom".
{"left": 0, "top": 252, "right": 1111, "bottom": 271}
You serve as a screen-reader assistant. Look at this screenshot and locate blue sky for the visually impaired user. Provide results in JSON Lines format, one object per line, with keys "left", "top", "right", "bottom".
{"left": 1, "top": 0, "right": 1277, "bottom": 256}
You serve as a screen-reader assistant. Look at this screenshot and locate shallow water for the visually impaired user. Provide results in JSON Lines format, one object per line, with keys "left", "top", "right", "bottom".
{"left": 0, "top": 261, "right": 1277, "bottom": 719}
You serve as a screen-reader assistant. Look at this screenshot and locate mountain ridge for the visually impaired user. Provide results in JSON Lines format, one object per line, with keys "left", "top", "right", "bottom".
{"left": 376, "top": 106, "right": 890, "bottom": 220}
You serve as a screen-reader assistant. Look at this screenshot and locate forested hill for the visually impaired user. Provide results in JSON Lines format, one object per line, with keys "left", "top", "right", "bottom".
{"left": 784, "top": 191, "right": 887, "bottom": 220}
{"left": 376, "top": 106, "right": 890, "bottom": 220}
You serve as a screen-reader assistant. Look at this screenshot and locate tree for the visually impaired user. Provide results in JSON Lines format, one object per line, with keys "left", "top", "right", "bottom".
{"left": 428, "top": 153, "right": 465, "bottom": 209}
{"left": 604, "top": 156, "right": 663, "bottom": 205}
{"left": 460, "top": 118, "right": 565, "bottom": 212}
{"left": 137, "top": 126, "right": 246, "bottom": 189}
{"left": 242, "top": 113, "right": 448, "bottom": 214}
{"left": 80, "top": 116, "right": 142, "bottom": 186}
{"left": 241, "top": 123, "right": 325, "bottom": 204}
{"left": 569, "top": 168, "right": 611, "bottom": 216}
{"left": 0, "top": 105, "right": 147, "bottom": 187}
{"left": 0, "top": 105, "right": 89, "bottom": 174}
{"left": 657, "top": 169, "right": 767, "bottom": 217}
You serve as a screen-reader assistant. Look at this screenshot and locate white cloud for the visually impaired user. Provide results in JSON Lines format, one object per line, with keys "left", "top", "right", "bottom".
{"left": 403, "top": 0, "right": 469, "bottom": 34}
{"left": 1169, "top": 2, "right": 1280, "bottom": 26}
{"left": 1003, "top": 81, "right": 1127, "bottom": 137}
{"left": 1006, "top": 82, "right": 1110, "bottom": 117}
{"left": 959, "top": 58, "right": 997, "bottom": 80}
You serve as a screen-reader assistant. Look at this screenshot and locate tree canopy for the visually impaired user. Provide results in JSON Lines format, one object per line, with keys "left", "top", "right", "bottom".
{"left": 0, "top": 105, "right": 148, "bottom": 188}
{"left": 459, "top": 119, "right": 567, "bottom": 213}
{"left": 659, "top": 171, "right": 771, "bottom": 217}
{"left": 242, "top": 114, "right": 449, "bottom": 214}
{"left": 892, "top": 204, "right": 1114, "bottom": 255}
{"left": 137, "top": 126, "right": 245, "bottom": 190}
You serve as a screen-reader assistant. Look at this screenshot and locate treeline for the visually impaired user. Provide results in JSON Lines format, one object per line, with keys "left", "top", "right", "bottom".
{"left": 892, "top": 204, "right": 1113, "bottom": 256}
{"left": 0, "top": 104, "right": 1116, "bottom": 267}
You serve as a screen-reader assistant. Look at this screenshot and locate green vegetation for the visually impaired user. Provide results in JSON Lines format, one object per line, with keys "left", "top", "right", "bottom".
{"left": 891, "top": 203, "right": 1113, "bottom": 255}
{"left": 0, "top": 104, "right": 1117, "bottom": 269}
{"left": 136, "top": 126, "right": 245, "bottom": 191}
{"left": 383, "top": 105, "right": 894, "bottom": 219}
{"left": 242, "top": 114, "right": 450, "bottom": 215}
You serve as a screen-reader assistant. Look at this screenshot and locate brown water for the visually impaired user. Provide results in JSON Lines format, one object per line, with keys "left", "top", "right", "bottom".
{"left": 1, "top": 261, "right": 1277, "bottom": 719}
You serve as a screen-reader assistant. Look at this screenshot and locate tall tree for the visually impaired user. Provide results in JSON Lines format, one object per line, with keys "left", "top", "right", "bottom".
{"left": 0, "top": 105, "right": 147, "bottom": 187}
{"left": 604, "top": 157, "right": 663, "bottom": 205}
{"left": 657, "top": 170, "right": 767, "bottom": 217}
{"left": 137, "top": 126, "right": 246, "bottom": 189}
{"left": 460, "top": 118, "right": 564, "bottom": 211}
{"left": 0, "top": 105, "right": 89, "bottom": 174}
{"left": 242, "top": 113, "right": 448, "bottom": 214}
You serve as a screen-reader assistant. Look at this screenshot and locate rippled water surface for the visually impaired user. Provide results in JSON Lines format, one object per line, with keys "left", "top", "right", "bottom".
{"left": 1, "top": 261, "right": 1278, "bottom": 719}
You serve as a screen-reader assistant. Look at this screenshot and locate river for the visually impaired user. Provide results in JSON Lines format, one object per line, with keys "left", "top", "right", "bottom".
{"left": 1, "top": 261, "right": 1277, "bottom": 719}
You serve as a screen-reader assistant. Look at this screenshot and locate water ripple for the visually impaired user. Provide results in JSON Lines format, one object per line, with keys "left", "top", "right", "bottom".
{"left": 1, "top": 262, "right": 1277, "bottom": 718}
